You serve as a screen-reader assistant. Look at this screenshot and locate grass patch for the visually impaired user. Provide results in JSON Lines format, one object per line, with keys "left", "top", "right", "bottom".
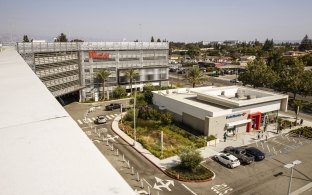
{"left": 120, "top": 119, "right": 206, "bottom": 159}
{"left": 166, "top": 165, "right": 214, "bottom": 181}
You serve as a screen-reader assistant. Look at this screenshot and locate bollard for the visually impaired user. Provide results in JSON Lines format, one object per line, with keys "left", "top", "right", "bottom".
{"left": 102, "top": 136, "right": 105, "bottom": 142}
{"left": 136, "top": 172, "right": 140, "bottom": 182}
{"left": 273, "top": 146, "right": 277, "bottom": 155}
{"left": 260, "top": 142, "right": 264, "bottom": 150}
{"left": 140, "top": 179, "right": 144, "bottom": 189}
{"left": 131, "top": 167, "right": 134, "bottom": 175}
{"left": 255, "top": 140, "right": 258, "bottom": 148}
{"left": 106, "top": 139, "right": 109, "bottom": 146}
{"left": 116, "top": 149, "right": 119, "bottom": 156}
{"left": 127, "top": 160, "right": 130, "bottom": 169}
{"left": 157, "top": 191, "right": 160, "bottom": 195}
{"left": 147, "top": 186, "right": 150, "bottom": 195}
{"left": 122, "top": 154, "right": 125, "bottom": 162}
{"left": 111, "top": 144, "right": 114, "bottom": 151}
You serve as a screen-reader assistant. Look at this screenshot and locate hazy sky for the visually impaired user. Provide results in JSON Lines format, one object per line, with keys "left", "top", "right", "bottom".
{"left": 1, "top": 0, "right": 311, "bottom": 42}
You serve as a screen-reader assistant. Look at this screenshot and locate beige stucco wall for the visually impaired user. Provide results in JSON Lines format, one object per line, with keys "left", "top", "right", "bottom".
{"left": 182, "top": 112, "right": 205, "bottom": 134}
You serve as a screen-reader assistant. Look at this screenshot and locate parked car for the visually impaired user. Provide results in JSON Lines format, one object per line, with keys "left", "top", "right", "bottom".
{"left": 215, "top": 152, "right": 240, "bottom": 168}
{"left": 224, "top": 146, "right": 254, "bottom": 164}
{"left": 245, "top": 147, "right": 265, "bottom": 161}
{"left": 95, "top": 115, "right": 107, "bottom": 124}
{"left": 105, "top": 103, "right": 121, "bottom": 111}
{"left": 230, "top": 78, "right": 240, "bottom": 83}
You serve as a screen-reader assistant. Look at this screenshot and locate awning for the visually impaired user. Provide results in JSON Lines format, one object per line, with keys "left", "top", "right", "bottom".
{"left": 226, "top": 119, "right": 251, "bottom": 128}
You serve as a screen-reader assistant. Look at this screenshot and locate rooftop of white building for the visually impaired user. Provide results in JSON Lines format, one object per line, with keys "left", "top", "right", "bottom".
{"left": 0, "top": 46, "right": 134, "bottom": 195}
{"left": 153, "top": 86, "right": 288, "bottom": 115}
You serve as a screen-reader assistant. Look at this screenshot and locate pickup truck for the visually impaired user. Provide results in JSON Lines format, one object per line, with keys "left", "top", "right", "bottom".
{"left": 105, "top": 103, "right": 121, "bottom": 111}
{"left": 224, "top": 146, "right": 254, "bottom": 165}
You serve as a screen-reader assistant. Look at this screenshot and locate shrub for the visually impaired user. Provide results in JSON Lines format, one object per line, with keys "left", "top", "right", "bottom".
{"left": 207, "top": 135, "right": 217, "bottom": 141}
{"left": 178, "top": 147, "right": 203, "bottom": 172}
{"left": 113, "top": 86, "right": 127, "bottom": 99}
{"left": 160, "top": 112, "right": 173, "bottom": 125}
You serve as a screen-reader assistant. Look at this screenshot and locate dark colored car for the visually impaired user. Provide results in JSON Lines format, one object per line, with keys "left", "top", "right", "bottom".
{"left": 105, "top": 103, "right": 121, "bottom": 111}
{"left": 245, "top": 147, "right": 265, "bottom": 161}
{"left": 224, "top": 146, "right": 254, "bottom": 164}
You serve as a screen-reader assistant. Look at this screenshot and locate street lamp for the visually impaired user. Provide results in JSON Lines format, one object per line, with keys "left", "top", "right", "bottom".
{"left": 133, "top": 79, "right": 137, "bottom": 146}
{"left": 284, "top": 160, "right": 302, "bottom": 195}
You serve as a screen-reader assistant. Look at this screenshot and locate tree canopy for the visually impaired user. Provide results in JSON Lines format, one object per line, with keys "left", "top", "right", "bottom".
{"left": 23, "top": 35, "right": 29, "bottom": 42}
{"left": 55, "top": 33, "right": 68, "bottom": 42}
{"left": 298, "top": 35, "right": 312, "bottom": 51}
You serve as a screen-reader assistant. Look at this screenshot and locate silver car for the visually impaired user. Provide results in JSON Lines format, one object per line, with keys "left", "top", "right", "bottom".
{"left": 95, "top": 115, "right": 107, "bottom": 124}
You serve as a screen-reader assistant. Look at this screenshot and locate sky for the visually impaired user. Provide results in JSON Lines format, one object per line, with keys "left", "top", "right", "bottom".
{"left": 1, "top": 0, "right": 312, "bottom": 42}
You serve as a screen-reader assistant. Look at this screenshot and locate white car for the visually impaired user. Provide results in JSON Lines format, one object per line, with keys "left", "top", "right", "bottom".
{"left": 215, "top": 152, "right": 241, "bottom": 168}
{"left": 95, "top": 115, "right": 107, "bottom": 124}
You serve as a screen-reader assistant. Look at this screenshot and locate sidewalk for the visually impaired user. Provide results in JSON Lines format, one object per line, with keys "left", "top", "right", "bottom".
{"left": 111, "top": 113, "right": 312, "bottom": 170}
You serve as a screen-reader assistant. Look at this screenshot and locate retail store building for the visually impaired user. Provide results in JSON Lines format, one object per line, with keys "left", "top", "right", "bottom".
{"left": 152, "top": 86, "right": 288, "bottom": 136}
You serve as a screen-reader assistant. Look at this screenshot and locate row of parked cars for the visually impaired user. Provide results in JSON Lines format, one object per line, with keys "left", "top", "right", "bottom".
{"left": 215, "top": 146, "right": 265, "bottom": 169}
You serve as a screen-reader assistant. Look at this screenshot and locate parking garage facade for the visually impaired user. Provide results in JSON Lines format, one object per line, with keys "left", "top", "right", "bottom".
{"left": 17, "top": 42, "right": 169, "bottom": 101}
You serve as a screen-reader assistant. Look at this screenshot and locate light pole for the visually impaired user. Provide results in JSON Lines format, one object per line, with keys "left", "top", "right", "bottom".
{"left": 284, "top": 160, "right": 302, "bottom": 195}
{"left": 133, "top": 79, "right": 137, "bottom": 146}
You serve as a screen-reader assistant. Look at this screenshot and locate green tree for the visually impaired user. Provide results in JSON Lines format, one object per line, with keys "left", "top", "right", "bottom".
{"left": 274, "top": 58, "right": 305, "bottom": 99}
{"left": 157, "top": 38, "right": 161, "bottom": 42}
{"left": 95, "top": 69, "right": 111, "bottom": 100}
{"left": 125, "top": 68, "right": 139, "bottom": 95}
{"left": 55, "top": 33, "right": 68, "bottom": 42}
{"left": 113, "top": 85, "right": 127, "bottom": 99}
{"left": 262, "top": 38, "right": 274, "bottom": 51}
{"left": 143, "top": 83, "right": 156, "bottom": 104}
{"left": 151, "top": 36, "right": 155, "bottom": 42}
{"left": 300, "top": 71, "right": 312, "bottom": 97}
{"left": 185, "top": 66, "right": 207, "bottom": 88}
{"left": 179, "top": 147, "right": 203, "bottom": 172}
{"left": 239, "top": 59, "right": 277, "bottom": 88}
{"left": 23, "top": 35, "right": 29, "bottom": 42}
{"left": 70, "top": 39, "right": 84, "bottom": 42}
{"left": 186, "top": 44, "right": 200, "bottom": 59}
{"left": 298, "top": 35, "right": 312, "bottom": 51}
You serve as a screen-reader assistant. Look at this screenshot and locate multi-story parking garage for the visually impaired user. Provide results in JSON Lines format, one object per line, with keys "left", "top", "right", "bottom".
{"left": 16, "top": 42, "right": 169, "bottom": 102}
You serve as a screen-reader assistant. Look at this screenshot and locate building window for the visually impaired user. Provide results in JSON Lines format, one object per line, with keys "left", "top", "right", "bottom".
{"left": 84, "top": 69, "right": 90, "bottom": 73}
{"left": 85, "top": 79, "right": 90, "bottom": 84}
{"left": 119, "top": 57, "right": 140, "bottom": 61}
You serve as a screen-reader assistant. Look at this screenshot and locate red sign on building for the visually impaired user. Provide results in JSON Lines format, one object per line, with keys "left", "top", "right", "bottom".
{"left": 88, "top": 51, "right": 110, "bottom": 59}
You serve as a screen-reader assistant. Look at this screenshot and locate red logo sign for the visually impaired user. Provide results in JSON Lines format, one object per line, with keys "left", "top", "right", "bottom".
{"left": 88, "top": 51, "right": 110, "bottom": 59}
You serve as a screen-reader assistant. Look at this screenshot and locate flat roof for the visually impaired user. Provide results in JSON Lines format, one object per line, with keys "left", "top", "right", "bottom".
{"left": 191, "top": 86, "right": 288, "bottom": 108}
{"left": 153, "top": 86, "right": 288, "bottom": 116}
{"left": 0, "top": 47, "right": 134, "bottom": 195}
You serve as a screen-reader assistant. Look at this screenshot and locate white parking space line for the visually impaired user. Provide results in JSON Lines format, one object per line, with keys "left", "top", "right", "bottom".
{"left": 87, "top": 118, "right": 92, "bottom": 123}
{"left": 114, "top": 113, "right": 118, "bottom": 116}
{"left": 110, "top": 114, "right": 115, "bottom": 118}
{"left": 106, "top": 115, "right": 112, "bottom": 120}
{"left": 77, "top": 120, "right": 83, "bottom": 125}
{"left": 143, "top": 178, "right": 152, "bottom": 188}
{"left": 92, "top": 117, "right": 96, "bottom": 121}
{"left": 180, "top": 183, "right": 197, "bottom": 195}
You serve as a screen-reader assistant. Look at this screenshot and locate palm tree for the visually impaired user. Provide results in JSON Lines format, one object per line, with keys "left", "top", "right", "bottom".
{"left": 185, "top": 66, "right": 207, "bottom": 88}
{"left": 125, "top": 68, "right": 139, "bottom": 95}
{"left": 95, "top": 69, "right": 111, "bottom": 100}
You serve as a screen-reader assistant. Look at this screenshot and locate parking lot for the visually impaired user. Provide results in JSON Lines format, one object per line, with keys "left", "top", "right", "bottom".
{"left": 183, "top": 134, "right": 312, "bottom": 195}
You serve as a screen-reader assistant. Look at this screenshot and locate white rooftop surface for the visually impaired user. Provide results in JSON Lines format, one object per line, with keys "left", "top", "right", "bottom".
{"left": 156, "top": 88, "right": 226, "bottom": 112}
{"left": 191, "top": 86, "right": 288, "bottom": 107}
{"left": 0, "top": 47, "right": 134, "bottom": 194}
